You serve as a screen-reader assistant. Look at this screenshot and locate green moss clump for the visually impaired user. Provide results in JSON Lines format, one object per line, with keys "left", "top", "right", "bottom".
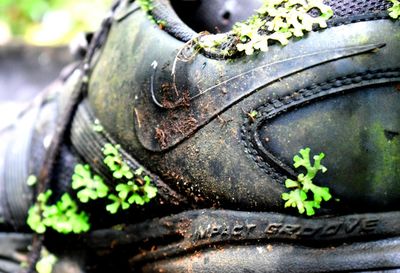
{"left": 102, "top": 144, "right": 158, "bottom": 214}
{"left": 198, "top": 0, "right": 333, "bottom": 57}
{"left": 27, "top": 190, "right": 90, "bottom": 234}
{"left": 233, "top": 0, "right": 334, "bottom": 55}
{"left": 137, "top": 0, "right": 166, "bottom": 27}
{"left": 388, "top": 0, "right": 400, "bottom": 19}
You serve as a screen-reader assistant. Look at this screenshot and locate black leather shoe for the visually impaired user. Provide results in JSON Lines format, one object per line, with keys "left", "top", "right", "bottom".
{"left": 1, "top": 0, "right": 400, "bottom": 272}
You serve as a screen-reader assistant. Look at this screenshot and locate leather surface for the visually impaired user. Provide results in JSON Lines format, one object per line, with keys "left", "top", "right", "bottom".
{"left": 87, "top": 16, "right": 400, "bottom": 213}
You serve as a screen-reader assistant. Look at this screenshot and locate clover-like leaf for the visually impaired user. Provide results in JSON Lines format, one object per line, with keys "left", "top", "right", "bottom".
{"left": 282, "top": 189, "right": 307, "bottom": 214}
{"left": 116, "top": 183, "right": 132, "bottom": 200}
{"left": 102, "top": 143, "right": 120, "bottom": 156}
{"left": 101, "top": 143, "right": 158, "bottom": 214}
{"left": 309, "top": 184, "right": 332, "bottom": 205}
{"left": 72, "top": 164, "right": 109, "bottom": 203}
{"left": 106, "top": 194, "right": 130, "bottom": 214}
{"left": 103, "top": 155, "right": 119, "bottom": 171}
{"left": 282, "top": 148, "right": 334, "bottom": 216}
{"left": 102, "top": 143, "right": 136, "bottom": 180}
{"left": 128, "top": 193, "right": 145, "bottom": 205}
{"left": 50, "top": 193, "right": 90, "bottom": 234}
{"left": 113, "top": 164, "right": 133, "bottom": 179}
{"left": 389, "top": 0, "right": 400, "bottom": 19}
{"left": 27, "top": 205, "right": 46, "bottom": 233}
{"left": 27, "top": 191, "right": 90, "bottom": 234}
{"left": 143, "top": 176, "right": 158, "bottom": 199}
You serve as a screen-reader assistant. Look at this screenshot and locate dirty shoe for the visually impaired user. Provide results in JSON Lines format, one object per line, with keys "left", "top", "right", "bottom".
{"left": 1, "top": 0, "right": 400, "bottom": 272}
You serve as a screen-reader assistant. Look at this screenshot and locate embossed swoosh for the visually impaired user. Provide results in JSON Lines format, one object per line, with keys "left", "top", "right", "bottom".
{"left": 135, "top": 43, "right": 384, "bottom": 151}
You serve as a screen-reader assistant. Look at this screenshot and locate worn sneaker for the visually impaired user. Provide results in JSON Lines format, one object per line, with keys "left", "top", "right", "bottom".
{"left": 1, "top": 0, "right": 400, "bottom": 272}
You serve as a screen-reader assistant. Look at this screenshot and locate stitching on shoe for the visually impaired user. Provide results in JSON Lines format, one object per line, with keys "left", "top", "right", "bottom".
{"left": 241, "top": 68, "right": 400, "bottom": 183}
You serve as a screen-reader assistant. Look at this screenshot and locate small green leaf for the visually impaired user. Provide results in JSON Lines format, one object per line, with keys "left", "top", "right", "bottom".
{"left": 38, "top": 190, "right": 52, "bottom": 203}
{"left": 106, "top": 201, "right": 120, "bottom": 214}
{"left": 143, "top": 178, "right": 157, "bottom": 199}
{"left": 106, "top": 194, "right": 130, "bottom": 214}
{"left": 27, "top": 175, "right": 37, "bottom": 186}
{"left": 128, "top": 193, "right": 145, "bottom": 205}
{"left": 233, "top": 0, "right": 333, "bottom": 55}
{"left": 102, "top": 143, "right": 120, "bottom": 156}
{"left": 116, "top": 183, "right": 130, "bottom": 199}
{"left": 304, "top": 201, "right": 316, "bottom": 216}
{"left": 310, "top": 184, "right": 332, "bottom": 204}
{"left": 27, "top": 205, "right": 46, "bottom": 233}
{"left": 282, "top": 147, "right": 334, "bottom": 216}
{"left": 92, "top": 119, "right": 104, "bottom": 132}
{"left": 72, "top": 164, "right": 108, "bottom": 203}
{"left": 250, "top": 110, "right": 258, "bottom": 118}
{"left": 285, "top": 179, "right": 299, "bottom": 188}
{"left": 101, "top": 143, "right": 158, "bottom": 214}
{"left": 113, "top": 164, "right": 133, "bottom": 179}
{"left": 388, "top": 0, "right": 400, "bottom": 19}
{"left": 36, "top": 250, "right": 57, "bottom": 273}
{"left": 27, "top": 191, "right": 90, "bottom": 234}
{"left": 134, "top": 167, "right": 144, "bottom": 176}
{"left": 282, "top": 189, "right": 307, "bottom": 214}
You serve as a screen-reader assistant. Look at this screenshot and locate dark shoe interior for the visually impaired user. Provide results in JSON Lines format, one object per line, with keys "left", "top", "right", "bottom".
{"left": 171, "top": 0, "right": 263, "bottom": 33}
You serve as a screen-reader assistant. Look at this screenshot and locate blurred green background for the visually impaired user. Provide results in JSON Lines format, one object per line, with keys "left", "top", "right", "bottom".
{"left": 0, "top": 0, "right": 112, "bottom": 45}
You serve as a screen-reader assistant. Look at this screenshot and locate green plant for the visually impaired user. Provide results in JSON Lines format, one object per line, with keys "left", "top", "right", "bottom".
{"left": 92, "top": 119, "right": 104, "bottom": 132}
{"left": 388, "top": 0, "right": 400, "bottom": 19}
{"left": 26, "top": 175, "right": 37, "bottom": 186}
{"left": 102, "top": 144, "right": 158, "bottom": 214}
{"left": 197, "top": 33, "right": 236, "bottom": 57}
{"left": 26, "top": 143, "right": 158, "bottom": 233}
{"left": 72, "top": 164, "right": 109, "bottom": 203}
{"left": 117, "top": 176, "right": 157, "bottom": 204}
{"left": 233, "top": 0, "right": 333, "bottom": 55}
{"left": 105, "top": 194, "right": 130, "bottom": 214}
{"left": 137, "top": 0, "right": 154, "bottom": 13}
{"left": 27, "top": 190, "right": 90, "bottom": 234}
{"left": 248, "top": 110, "right": 258, "bottom": 122}
{"left": 103, "top": 144, "right": 134, "bottom": 179}
{"left": 137, "top": 0, "right": 166, "bottom": 26}
{"left": 106, "top": 177, "right": 157, "bottom": 214}
{"left": 281, "top": 147, "right": 332, "bottom": 216}
{"left": 36, "top": 248, "right": 57, "bottom": 273}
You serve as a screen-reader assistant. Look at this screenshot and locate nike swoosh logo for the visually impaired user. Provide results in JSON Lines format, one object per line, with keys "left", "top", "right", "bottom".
{"left": 136, "top": 43, "right": 384, "bottom": 151}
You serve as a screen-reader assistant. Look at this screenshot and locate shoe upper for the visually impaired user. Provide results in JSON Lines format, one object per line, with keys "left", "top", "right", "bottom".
{"left": 0, "top": 0, "right": 398, "bottom": 230}
{"left": 0, "top": 0, "right": 399, "bottom": 272}
{"left": 77, "top": 0, "right": 400, "bottom": 215}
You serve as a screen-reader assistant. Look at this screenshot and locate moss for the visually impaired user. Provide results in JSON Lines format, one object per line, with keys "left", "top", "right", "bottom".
{"left": 234, "top": 0, "right": 333, "bottom": 55}
{"left": 198, "top": 0, "right": 333, "bottom": 57}
{"left": 388, "top": 0, "right": 400, "bottom": 19}
{"left": 137, "top": 0, "right": 166, "bottom": 27}
{"left": 369, "top": 123, "right": 400, "bottom": 192}
{"left": 137, "top": 0, "right": 154, "bottom": 13}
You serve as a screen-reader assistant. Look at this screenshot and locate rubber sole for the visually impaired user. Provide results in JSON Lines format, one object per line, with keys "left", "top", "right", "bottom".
{"left": 86, "top": 209, "right": 400, "bottom": 272}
